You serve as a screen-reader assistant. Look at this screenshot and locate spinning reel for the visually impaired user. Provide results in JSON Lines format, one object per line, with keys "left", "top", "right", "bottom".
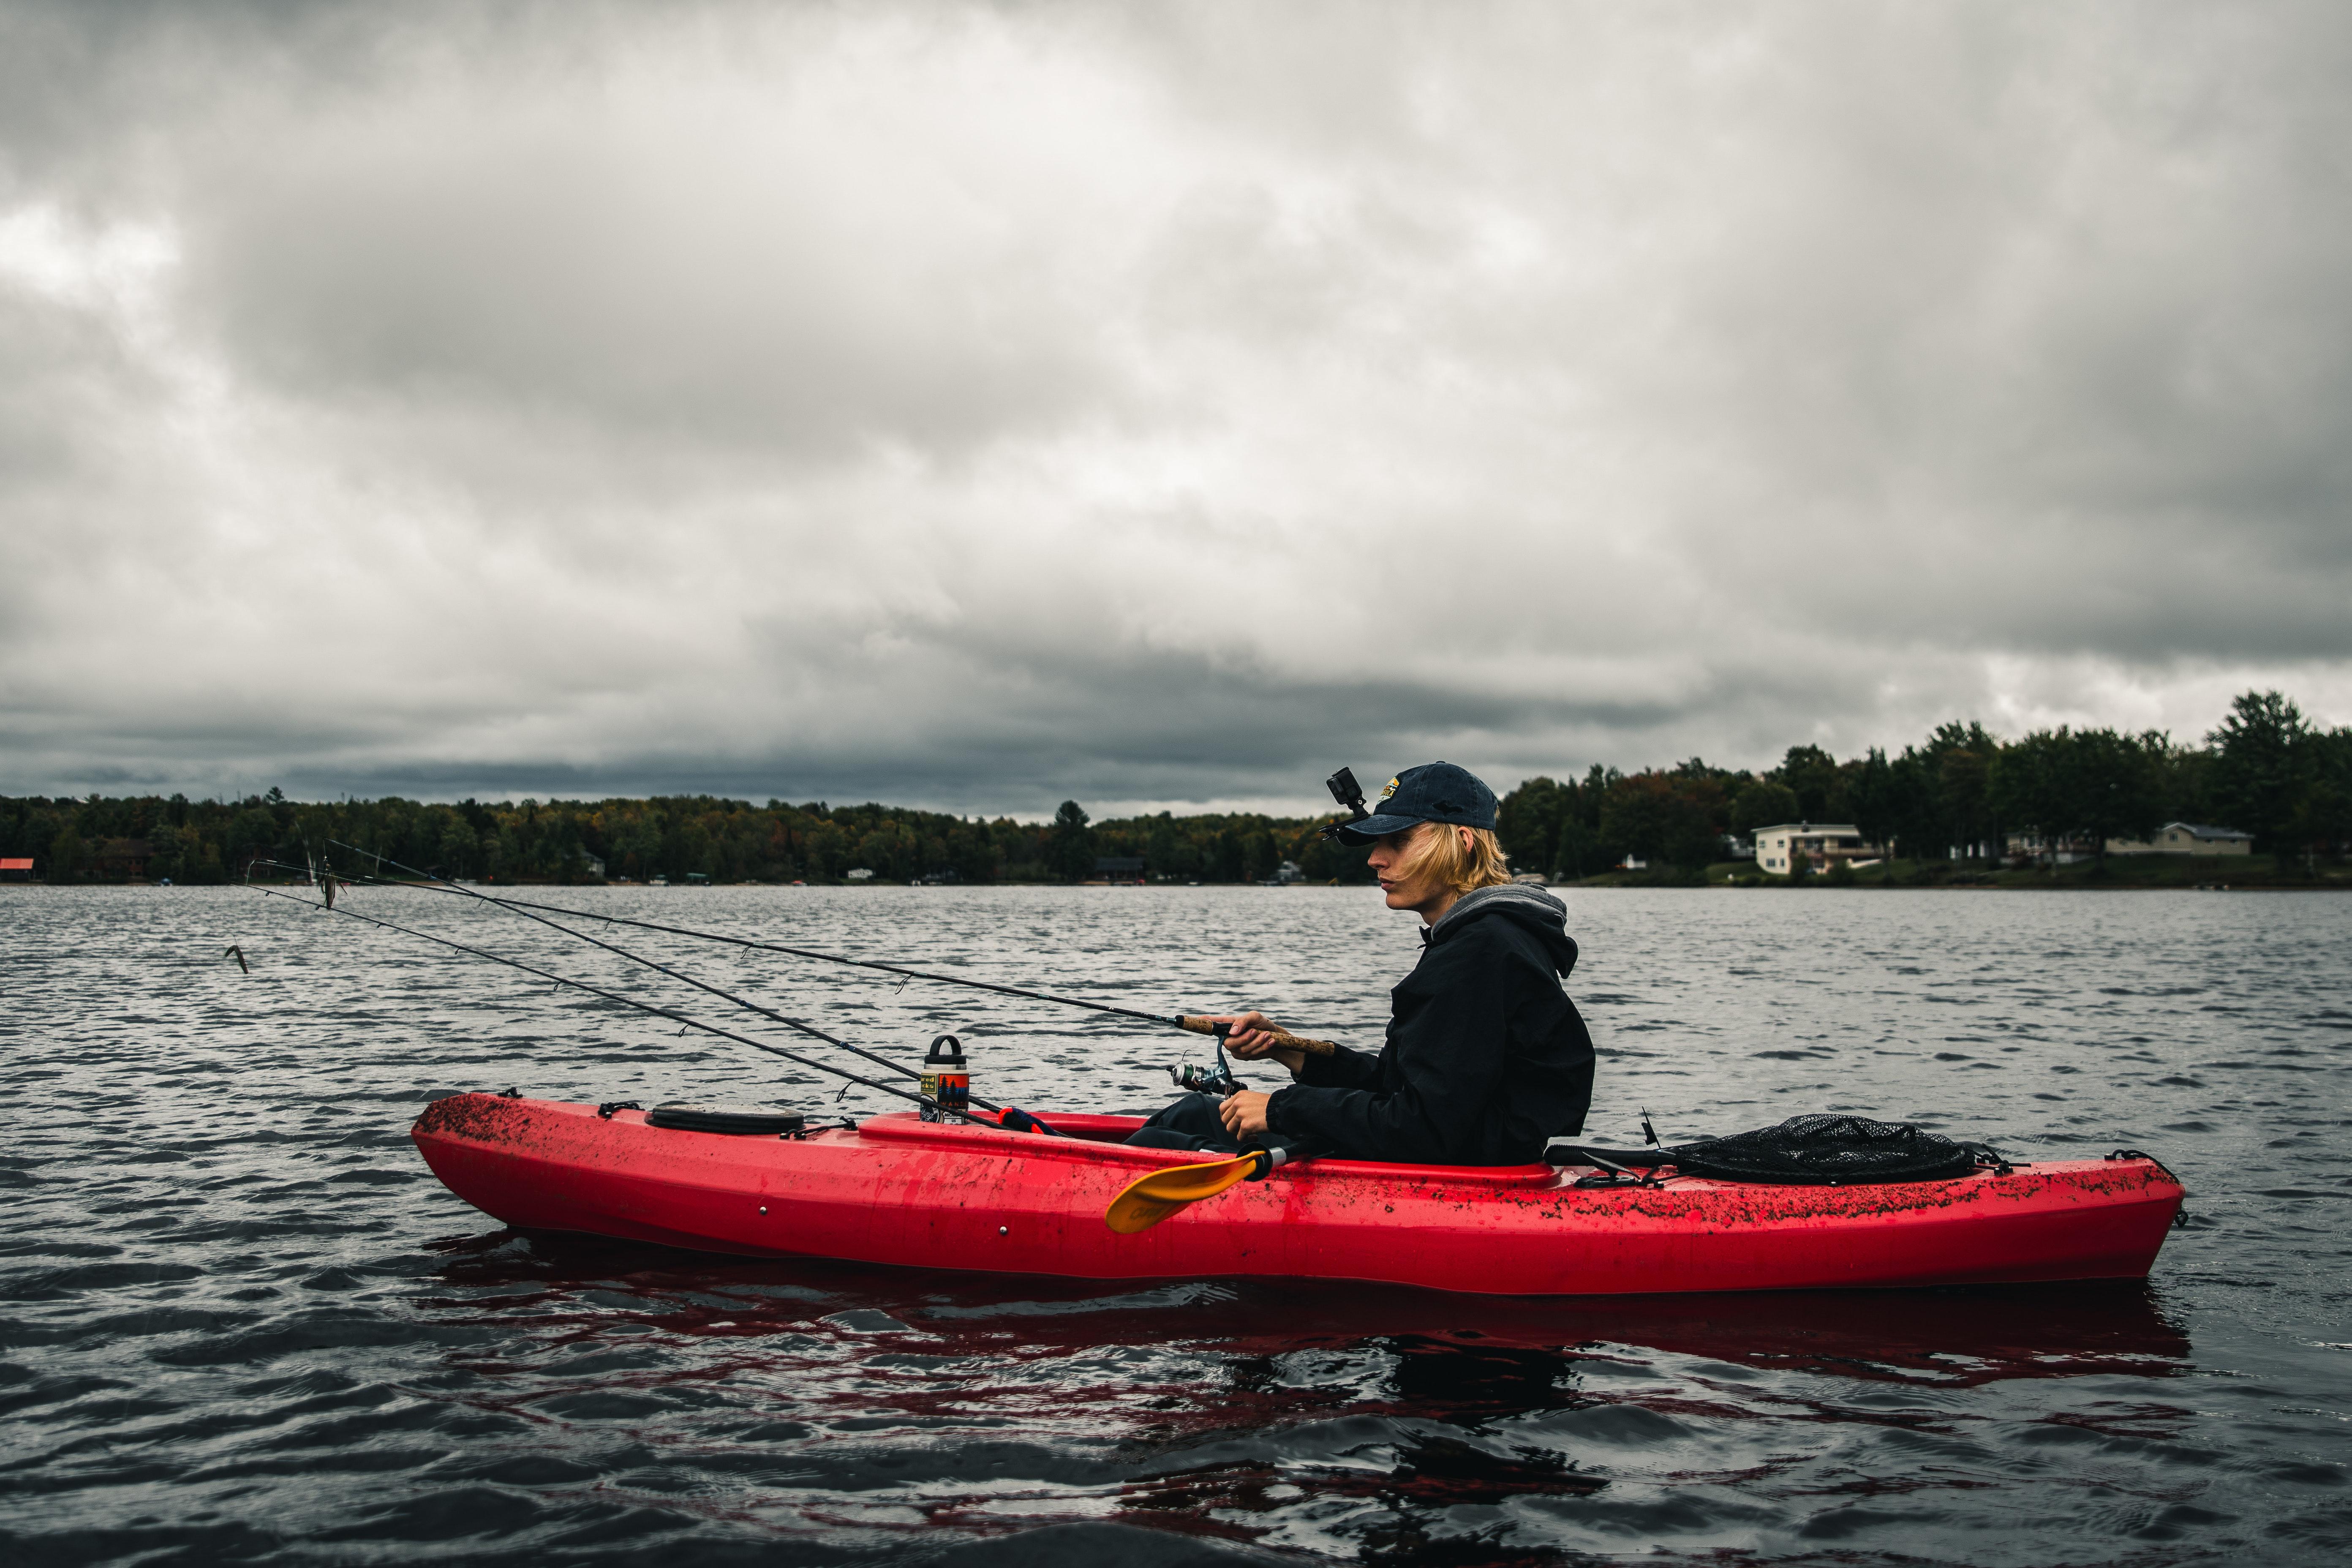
{"left": 1169, "top": 1020, "right": 1244, "bottom": 1097}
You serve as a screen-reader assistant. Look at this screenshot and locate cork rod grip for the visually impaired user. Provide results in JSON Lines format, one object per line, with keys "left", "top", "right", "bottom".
{"left": 1175, "top": 1014, "right": 1338, "bottom": 1057}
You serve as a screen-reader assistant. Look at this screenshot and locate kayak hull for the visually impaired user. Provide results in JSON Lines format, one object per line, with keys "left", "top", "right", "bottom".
{"left": 411, "top": 1094, "right": 2182, "bottom": 1296}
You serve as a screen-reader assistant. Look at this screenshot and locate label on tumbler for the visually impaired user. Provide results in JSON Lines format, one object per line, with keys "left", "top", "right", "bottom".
{"left": 934, "top": 1070, "right": 969, "bottom": 1121}
{"left": 922, "top": 1035, "right": 968, "bottom": 1123}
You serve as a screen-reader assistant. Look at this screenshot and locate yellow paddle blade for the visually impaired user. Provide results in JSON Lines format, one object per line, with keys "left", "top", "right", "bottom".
{"left": 1104, "top": 1153, "right": 1265, "bottom": 1234}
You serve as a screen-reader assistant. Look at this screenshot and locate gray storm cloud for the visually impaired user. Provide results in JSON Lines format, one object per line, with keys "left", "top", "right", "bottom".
{"left": 2, "top": 0, "right": 2348, "bottom": 813}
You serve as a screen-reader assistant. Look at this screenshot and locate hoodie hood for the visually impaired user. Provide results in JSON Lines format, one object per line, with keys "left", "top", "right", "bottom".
{"left": 1425, "top": 884, "right": 1579, "bottom": 977}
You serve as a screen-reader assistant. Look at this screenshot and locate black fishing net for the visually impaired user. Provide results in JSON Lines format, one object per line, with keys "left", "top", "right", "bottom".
{"left": 1669, "top": 1115, "right": 2003, "bottom": 1184}
{"left": 1552, "top": 1114, "right": 2007, "bottom": 1185}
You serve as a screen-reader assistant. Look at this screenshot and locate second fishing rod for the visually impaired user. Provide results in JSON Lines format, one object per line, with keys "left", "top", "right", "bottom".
{"left": 272, "top": 850, "right": 1055, "bottom": 1131}
{"left": 321, "top": 839, "right": 1349, "bottom": 1089}
{"left": 243, "top": 880, "right": 941, "bottom": 1115}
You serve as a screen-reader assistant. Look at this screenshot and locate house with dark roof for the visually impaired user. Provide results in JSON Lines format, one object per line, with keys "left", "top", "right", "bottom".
{"left": 2104, "top": 822, "right": 2253, "bottom": 856}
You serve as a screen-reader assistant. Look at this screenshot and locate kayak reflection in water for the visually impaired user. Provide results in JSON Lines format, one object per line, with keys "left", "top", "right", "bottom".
{"left": 1126, "top": 762, "right": 1596, "bottom": 1165}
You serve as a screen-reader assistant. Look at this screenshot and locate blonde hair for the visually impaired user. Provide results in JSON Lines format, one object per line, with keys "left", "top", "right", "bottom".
{"left": 1392, "top": 821, "right": 1514, "bottom": 895}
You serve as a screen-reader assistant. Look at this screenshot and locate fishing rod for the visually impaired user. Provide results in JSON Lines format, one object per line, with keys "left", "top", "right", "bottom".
{"left": 263, "top": 852, "right": 1048, "bottom": 1127}
{"left": 242, "top": 881, "right": 939, "bottom": 1113}
{"left": 316, "top": 844, "right": 1344, "bottom": 1065}
{"left": 280, "top": 852, "right": 973, "bottom": 1111}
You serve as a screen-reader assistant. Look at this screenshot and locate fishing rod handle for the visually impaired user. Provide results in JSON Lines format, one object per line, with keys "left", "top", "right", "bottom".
{"left": 1173, "top": 1015, "right": 1338, "bottom": 1057}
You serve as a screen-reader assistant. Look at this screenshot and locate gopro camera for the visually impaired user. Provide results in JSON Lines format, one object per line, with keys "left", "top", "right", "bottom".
{"left": 1321, "top": 767, "right": 1370, "bottom": 839}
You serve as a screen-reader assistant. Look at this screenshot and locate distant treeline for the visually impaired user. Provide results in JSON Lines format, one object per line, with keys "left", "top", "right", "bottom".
{"left": 1497, "top": 689, "right": 2351, "bottom": 878}
{"left": 0, "top": 790, "right": 1365, "bottom": 887}
{"left": 4, "top": 690, "right": 2344, "bottom": 885}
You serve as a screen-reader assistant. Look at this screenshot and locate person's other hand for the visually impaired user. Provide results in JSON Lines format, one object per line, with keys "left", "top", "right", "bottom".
{"left": 1219, "top": 1089, "right": 1272, "bottom": 1141}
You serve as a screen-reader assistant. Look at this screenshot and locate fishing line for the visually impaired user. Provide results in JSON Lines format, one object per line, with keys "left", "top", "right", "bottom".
{"left": 267, "top": 851, "right": 1030, "bottom": 1124}
{"left": 322, "top": 857, "right": 1320, "bottom": 1047}
{"left": 381, "top": 875, "right": 1180, "bottom": 1024}
{"left": 243, "top": 882, "right": 936, "bottom": 1112}
{"left": 277, "top": 851, "right": 1010, "bottom": 1113}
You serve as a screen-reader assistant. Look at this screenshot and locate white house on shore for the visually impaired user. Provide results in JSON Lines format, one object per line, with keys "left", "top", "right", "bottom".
{"left": 1753, "top": 824, "right": 1870, "bottom": 874}
{"left": 2104, "top": 822, "right": 2253, "bottom": 856}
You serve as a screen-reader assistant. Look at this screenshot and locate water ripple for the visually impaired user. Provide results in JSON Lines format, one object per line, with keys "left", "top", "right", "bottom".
{"left": 2, "top": 884, "right": 2347, "bottom": 1565}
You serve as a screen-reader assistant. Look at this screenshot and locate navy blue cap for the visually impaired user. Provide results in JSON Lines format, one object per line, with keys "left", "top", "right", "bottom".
{"left": 1332, "top": 761, "right": 1498, "bottom": 845}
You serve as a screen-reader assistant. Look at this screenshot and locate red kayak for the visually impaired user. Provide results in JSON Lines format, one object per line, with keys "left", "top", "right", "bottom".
{"left": 411, "top": 1093, "right": 2183, "bottom": 1296}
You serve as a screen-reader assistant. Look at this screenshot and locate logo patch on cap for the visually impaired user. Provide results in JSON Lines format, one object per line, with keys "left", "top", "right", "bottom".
{"left": 1380, "top": 778, "right": 1399, "bottom": 799}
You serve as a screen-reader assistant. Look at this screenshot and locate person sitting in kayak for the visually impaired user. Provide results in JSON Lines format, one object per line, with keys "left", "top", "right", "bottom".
{"left": 1127, "top": 761, "right": 1595, "bottom": 1165}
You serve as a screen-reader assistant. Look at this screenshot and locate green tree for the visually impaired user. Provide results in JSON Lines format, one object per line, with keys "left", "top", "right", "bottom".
{"left": 1937, "top": 738, "right": 1996, "bottom": 858}
{"left": 2208, "top": 690, "right": 2315, "bottom": 854}
{"left": 1729, "top": 779, "right": 1799, "bottom": 836}
{"left": 1048, "top": 800, "right": 1093, "bottom": 882}
{"left": 46, "top": 827, "right": 87, "bottom": 882}
{"left": 803, "top": 820, "right": 849, "bottom": 878}
{"left": 1882, "top": 721, "right": 1995, "bottom": 861}
{"left": 2299, "top": 726, "right": 2352, "bottom": 858}
{"left": 2149, "top": 738, "right": 2212, "bottom": 827}
{"left": 1563, "top": 764, "right": 1619, "bottom": 876}
{"left": 1497, "top": 776, "right": 1573, "bottom": 876}
{"left": 1988, "top": 729, "right": 2071, "bottom": 864}
{"left": 2069, "top": 729, "right": 2168, "bottom": 862}
{"left": 1598, "top": 772, "right": 1724, "bottom": 870}
{"left": 438, "top": 819, "right": 482, "bottom": 878}
{"left": 1987, "top": 727, "right": 2162, "bottom": 866}
{"left": 1848, "top": 748, "right": 1899, "bottom": 871}
{"left": 226, "top": 806, "right": 280, "bottom": 877}
{"left": 1884, "top": 748, "right": 1934, "bottom": 858}
{"left": 1774, "top": 745, "right": 1846, "bottom": 821}
{"left": 146, "top": 824, "right": 185, "bottom": 881}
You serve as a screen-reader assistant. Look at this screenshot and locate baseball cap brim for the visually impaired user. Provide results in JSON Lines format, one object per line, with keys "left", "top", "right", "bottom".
{"left": 1330, "top": 811, "right": 1428, "bottom": 846}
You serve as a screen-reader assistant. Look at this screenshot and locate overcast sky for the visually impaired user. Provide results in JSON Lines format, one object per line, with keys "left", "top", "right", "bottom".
{"left": 3, "top": 1, "right": 2348, "bottom": 817}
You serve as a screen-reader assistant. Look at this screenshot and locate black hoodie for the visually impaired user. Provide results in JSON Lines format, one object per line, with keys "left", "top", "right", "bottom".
{"left": 1263, "top": 885, "right": 1595, "bottom": 1165}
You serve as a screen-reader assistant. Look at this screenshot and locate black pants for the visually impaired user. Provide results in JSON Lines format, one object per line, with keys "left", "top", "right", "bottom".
{"left": 1123, "top": 1092, "right": 1244, "bottom": 1153}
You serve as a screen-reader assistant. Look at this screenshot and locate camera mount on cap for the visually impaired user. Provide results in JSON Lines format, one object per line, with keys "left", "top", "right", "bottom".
{"left": 1320, "top": 767, "right": 1370, "bottom": 840}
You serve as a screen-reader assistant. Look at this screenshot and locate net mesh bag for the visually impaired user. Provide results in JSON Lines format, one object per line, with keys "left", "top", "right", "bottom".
{"left": 1664, "top": 1114, "right": 2003, "bottom": 1185}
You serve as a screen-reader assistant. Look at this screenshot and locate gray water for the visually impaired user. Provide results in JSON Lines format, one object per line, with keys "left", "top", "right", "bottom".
{"left": 3, "top": 884, "right": 2348, "bottom": 1566}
